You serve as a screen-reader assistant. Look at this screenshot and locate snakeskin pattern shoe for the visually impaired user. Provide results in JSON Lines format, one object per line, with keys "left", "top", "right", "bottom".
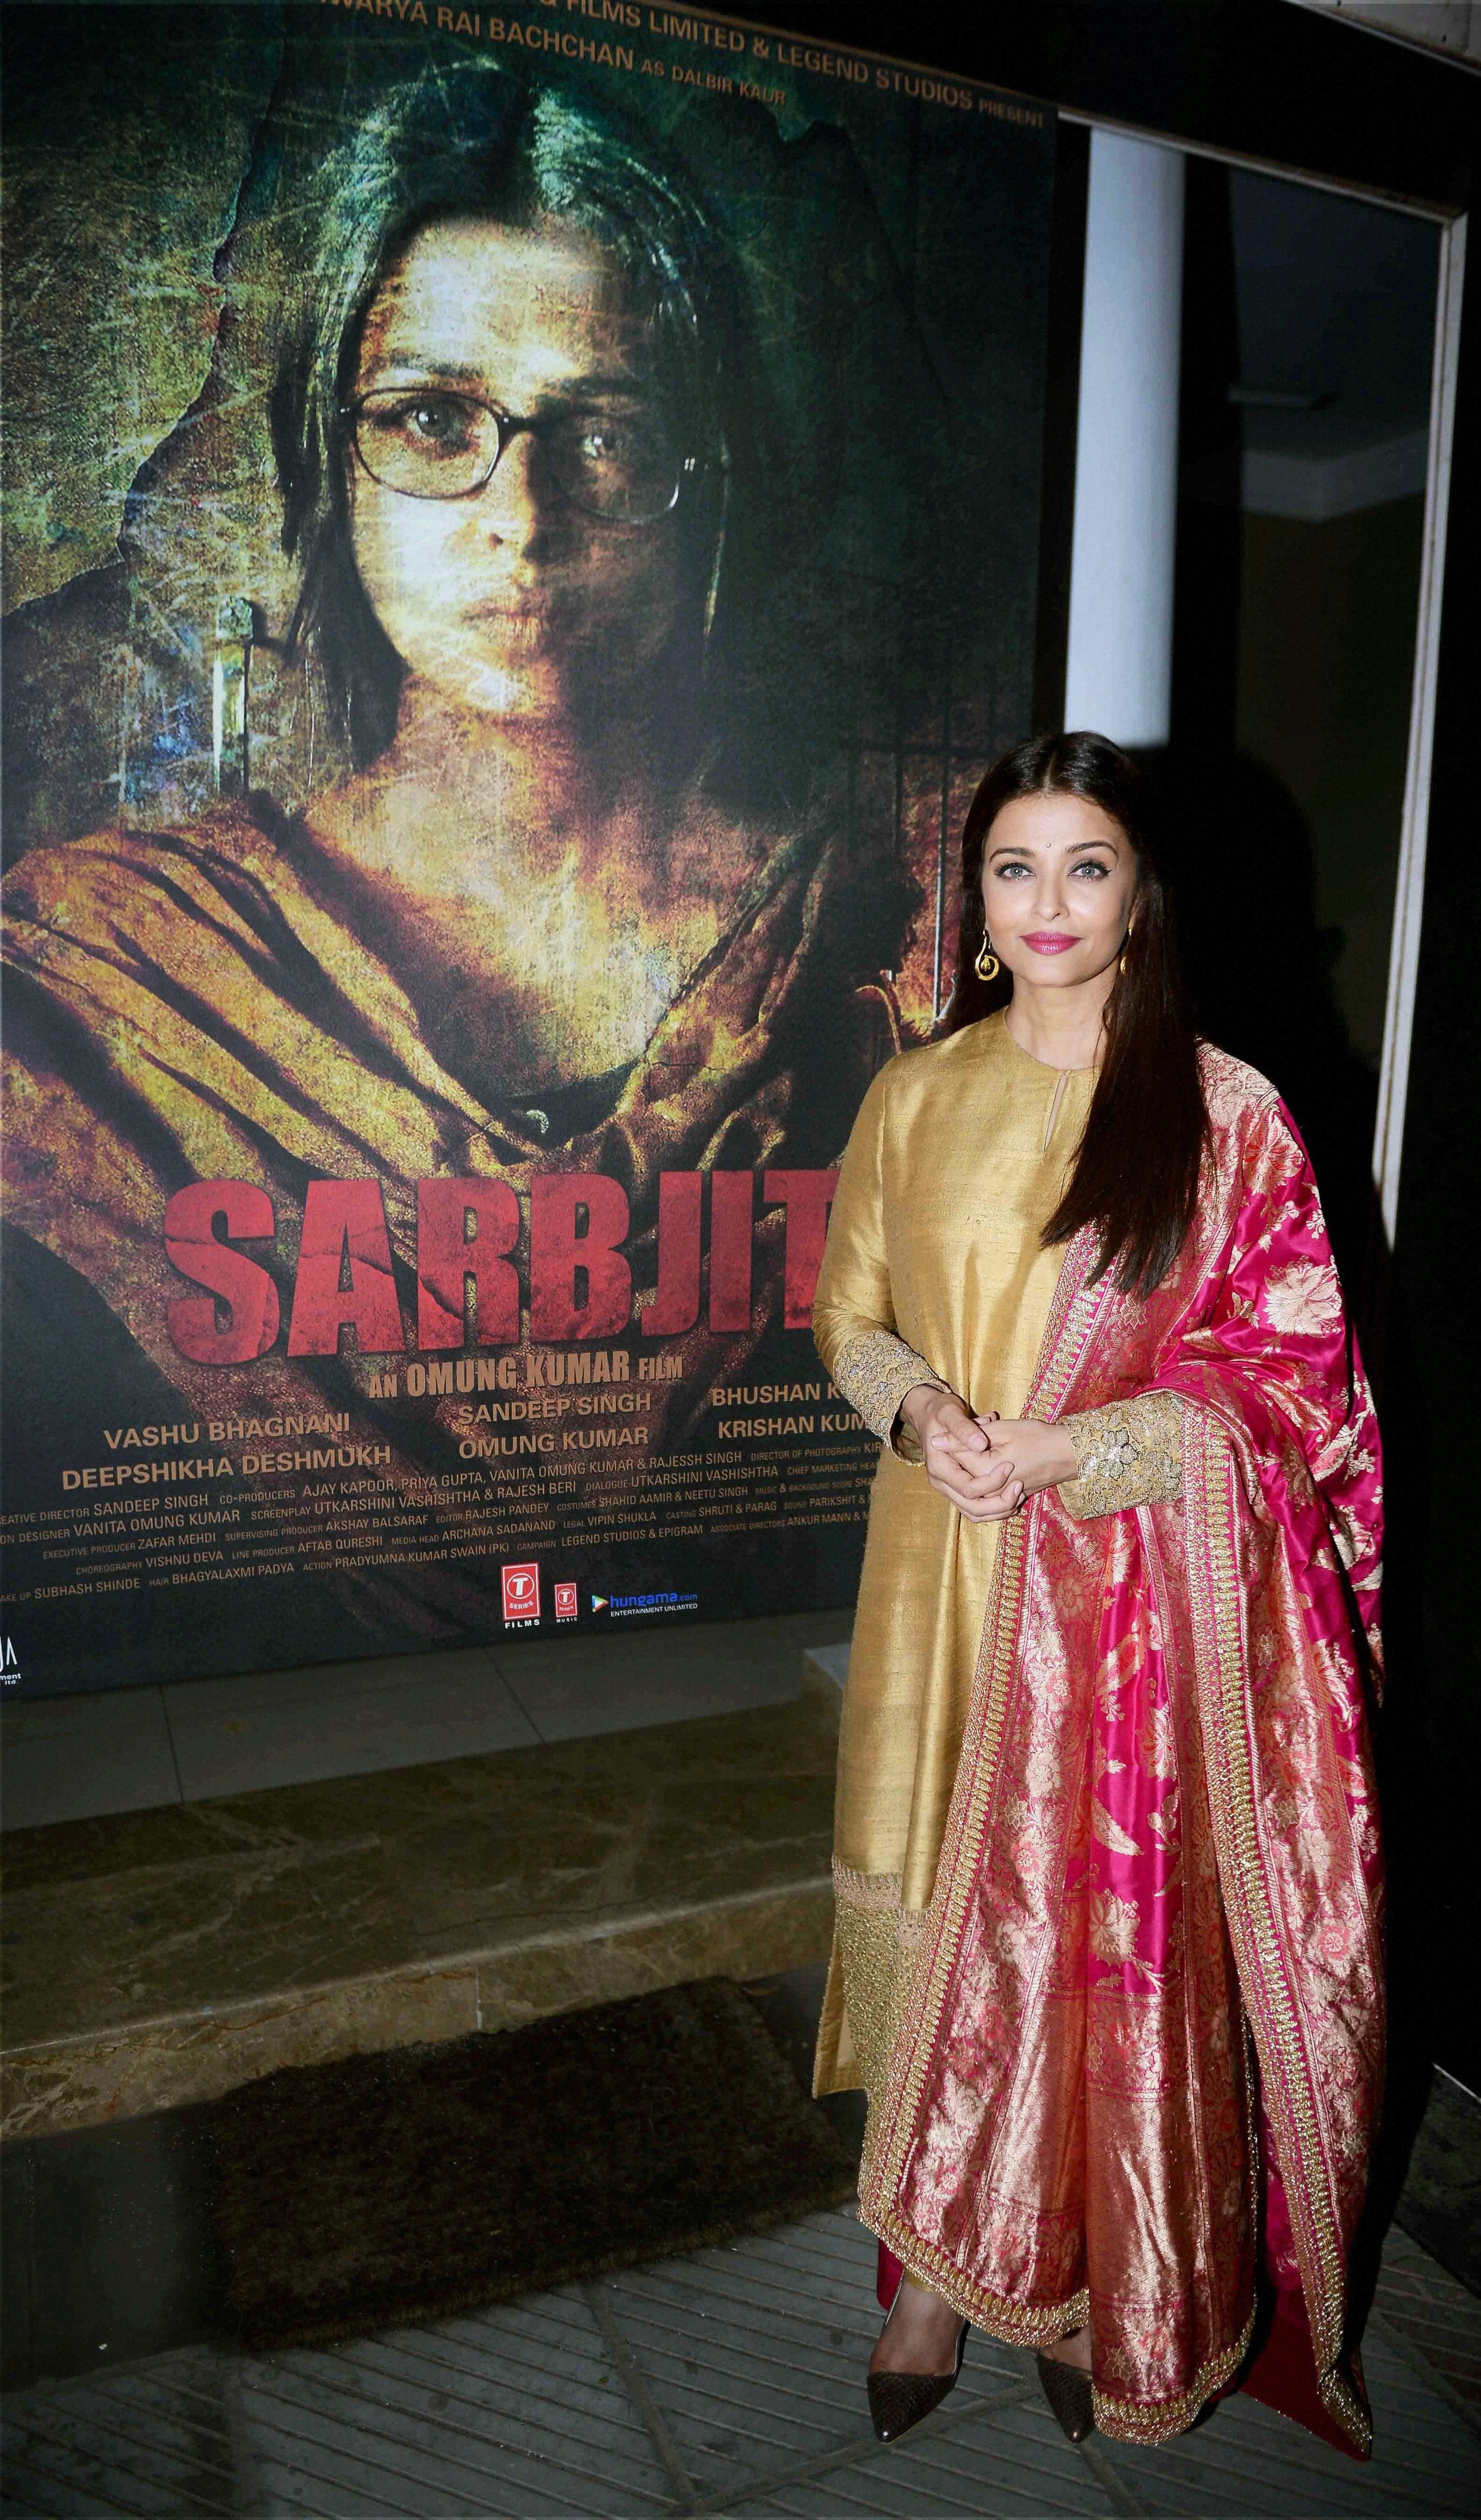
{"left": 866, "top": 2292, "right": 969, "bottom": 2443}
{"left": 1036, "top": 2351, "right": 1095, "bottom": 2441}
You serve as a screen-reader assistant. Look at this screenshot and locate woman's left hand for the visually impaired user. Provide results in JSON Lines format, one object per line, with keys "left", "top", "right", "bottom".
{"left": 978, "top": 1417, "right": 1079, "bottom": 1498}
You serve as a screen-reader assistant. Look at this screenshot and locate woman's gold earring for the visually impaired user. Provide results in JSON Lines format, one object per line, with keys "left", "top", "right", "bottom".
{"left": 975, "top": 938, "right": 1001, "bottom": 983}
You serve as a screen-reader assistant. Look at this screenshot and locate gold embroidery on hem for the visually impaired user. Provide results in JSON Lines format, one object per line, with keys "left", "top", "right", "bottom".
{"left": 832, "top": 1860, "right": 907, "bottom": 1912}
{"left": 1061, "top": 1388, "right": 1184, "bottom": 1520}
{"left": 862, "top": 2200, "right": 1091, "bottom": 2346}
{"left": 1186, "top": 1413, "right": 1350, "bottom": 2385}
{"left": 865, "top": 2211, "right": 1257, "bottom": 2443}
{"left": 1091, "top": 2302, "right": 1256, "bottom": 2446}
{"left": 830, "top": 1329, "right": 947, "bottom": 1455}
{"left": 833, "top": 1867, "right": 932, "bottom": 2186}
{"left": 1319, "top": 2365, "right": 1374, "bottom": 2457}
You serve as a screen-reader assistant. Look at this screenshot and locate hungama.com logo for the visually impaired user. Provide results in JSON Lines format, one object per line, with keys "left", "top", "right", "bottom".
{"left": 589, "top": 1590, "right": 698, "bottom": 1619}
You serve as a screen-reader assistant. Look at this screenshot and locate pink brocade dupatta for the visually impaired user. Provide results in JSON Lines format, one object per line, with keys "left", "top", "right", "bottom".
{"left": 857, "top": 1054, "right": 1385, "bottom": 2451}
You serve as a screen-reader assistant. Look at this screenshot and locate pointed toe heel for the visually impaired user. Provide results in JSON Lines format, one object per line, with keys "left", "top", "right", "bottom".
{"left": 867, "top": 2319, "right": 967, "bottom": 2443}
{"left": 1037, "top": 2351, "right": 1095, "bottom": 2442}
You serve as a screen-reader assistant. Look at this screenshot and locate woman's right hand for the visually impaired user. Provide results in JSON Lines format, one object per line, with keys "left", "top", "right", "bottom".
{"left": 898, "top": 1386, "right": 1024, "bottom": 1522}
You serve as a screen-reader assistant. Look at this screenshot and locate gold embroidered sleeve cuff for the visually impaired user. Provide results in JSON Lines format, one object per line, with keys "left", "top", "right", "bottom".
{"left": 1060, "top": 1389, "right": 1184, "bottom": 1519}
{"left": 830, "top": 1329, "right": 948, "bottom": 1459}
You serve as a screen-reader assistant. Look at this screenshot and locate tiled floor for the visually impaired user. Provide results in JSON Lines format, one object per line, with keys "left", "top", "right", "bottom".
{"left": 0, "top": 1617, "right": 852, "bottom": 1830}
{"left": 2, "top": 2206, "right": 1477, "bottom": 2520}
{"left": 7, "top": 1629, "right": 1476, "bottom": 2516}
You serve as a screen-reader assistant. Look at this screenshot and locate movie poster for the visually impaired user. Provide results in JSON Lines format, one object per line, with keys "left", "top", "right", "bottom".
{"left": 0, "top": 1, "right": 1052, "bottom": 1693}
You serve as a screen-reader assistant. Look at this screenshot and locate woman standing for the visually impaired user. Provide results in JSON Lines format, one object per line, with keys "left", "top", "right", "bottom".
{"left": 813, "top": 732, "right": 1384, "bottom": 2453}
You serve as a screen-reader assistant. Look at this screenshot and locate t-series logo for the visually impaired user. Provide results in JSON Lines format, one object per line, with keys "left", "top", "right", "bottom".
{"left": 554, "top": 1582, "right": 578, "bottom": 1621}
{"left": 501, "top": 1563, "right": 540, "bottom": 1624}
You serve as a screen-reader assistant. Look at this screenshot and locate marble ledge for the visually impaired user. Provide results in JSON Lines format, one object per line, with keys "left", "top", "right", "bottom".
{"left": 0, "top": 1694, "right": 840, "bottom": 2053}
{"left": 0, "top": 1876, "right": 835, "bottom": 2143}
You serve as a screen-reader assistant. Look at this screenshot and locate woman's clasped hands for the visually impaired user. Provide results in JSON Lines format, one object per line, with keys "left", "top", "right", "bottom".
{"left": 898, "top": 1386, "right": 1078, "bottom": 1523}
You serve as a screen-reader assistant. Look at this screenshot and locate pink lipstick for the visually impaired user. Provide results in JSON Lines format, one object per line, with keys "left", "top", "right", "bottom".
{"left": 1023, "top": 932, "right": 1078, "bottom": 955}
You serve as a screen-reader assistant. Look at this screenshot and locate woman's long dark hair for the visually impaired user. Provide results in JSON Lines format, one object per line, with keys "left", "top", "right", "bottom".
{"left": 946, "top": 731, "right": 1210, "bottom": 1298}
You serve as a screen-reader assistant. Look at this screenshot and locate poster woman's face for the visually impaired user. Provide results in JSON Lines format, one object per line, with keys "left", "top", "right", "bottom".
{"left": 347, "top": 215, "right": 685, "bottom": 724}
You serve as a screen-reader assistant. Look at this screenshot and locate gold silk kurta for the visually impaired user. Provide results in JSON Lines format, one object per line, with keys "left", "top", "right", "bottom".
{"left": 811, "top": 1012, "right": 1095, "bottom": 2097}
